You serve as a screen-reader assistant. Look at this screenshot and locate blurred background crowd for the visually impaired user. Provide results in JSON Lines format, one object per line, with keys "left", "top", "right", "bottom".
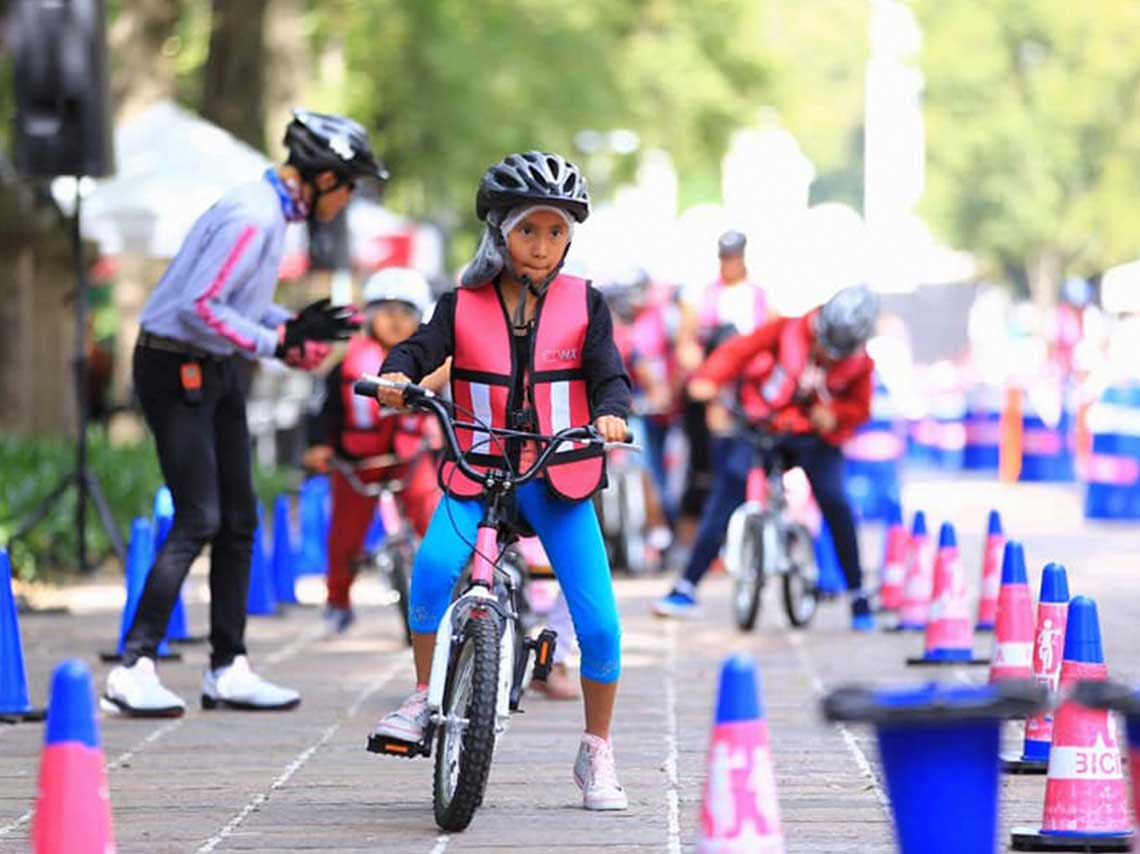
{"left": 3, "top": 0, "right": 1140, "bottom": 580}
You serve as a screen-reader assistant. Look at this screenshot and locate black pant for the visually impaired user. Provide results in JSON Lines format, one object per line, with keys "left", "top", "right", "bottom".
{"left": 125, "top": 345, "right": 257, "bottom": 669}
{"left": 682, "top": 433, "right": 864, "bottom": 593}
{"left": 679, "top": 396, "right": 713, "bottom": 517}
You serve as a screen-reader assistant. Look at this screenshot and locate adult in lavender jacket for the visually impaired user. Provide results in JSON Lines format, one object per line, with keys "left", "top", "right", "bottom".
{"left": 103, "top": 110, "right": 387, "bottom": 718}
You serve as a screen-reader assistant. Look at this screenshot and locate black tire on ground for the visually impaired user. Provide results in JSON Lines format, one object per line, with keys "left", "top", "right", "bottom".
{"left": 782, "top": 523, "right": 819, "bottom": 628}
{"left": 733, "top": 517, "right": 765, "bottom": 631}
{"left": 433, "top": 611, "right": 500, "bottom": 831}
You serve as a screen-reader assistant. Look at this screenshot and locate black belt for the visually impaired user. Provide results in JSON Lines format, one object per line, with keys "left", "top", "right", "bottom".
{"left": 137, "top": 331, "right": 226, "bottom": 361}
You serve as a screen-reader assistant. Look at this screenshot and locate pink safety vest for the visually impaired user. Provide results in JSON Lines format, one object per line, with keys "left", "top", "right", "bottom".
{"left": 699, "top": 278, "right": 768, "bottom": 335}
{"left": 340, "top": 335, "right": 398, "bottom": 458}
{"left": 444, "top": 275, "right": 605, "bottom": 500}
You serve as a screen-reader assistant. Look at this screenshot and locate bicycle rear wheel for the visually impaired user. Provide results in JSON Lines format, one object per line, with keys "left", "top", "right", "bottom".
{"left": 732, "top": 516, "right": 766, "bottom": 631}
{"left": 782, "top": 523, "right": 820, "bottom": 627}
{"left": 433, "top": 610, "right": 500, "bottom": 831}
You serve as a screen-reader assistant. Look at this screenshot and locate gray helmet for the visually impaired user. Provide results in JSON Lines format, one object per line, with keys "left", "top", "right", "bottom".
{"left": 284, "top": 109, "right": 389, "bottom": 183}
{"left": 476, "top": 151, "right": 590, "bottom": 222}
{"left": 815, "top": 285, "right": 879, "bottom": 359}
{"left": 718, "top": 230, "right": 747, "bottom": 258}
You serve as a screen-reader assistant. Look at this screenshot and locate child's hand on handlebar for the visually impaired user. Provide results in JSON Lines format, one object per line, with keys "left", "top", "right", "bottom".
{"left": 594, "top": 415, "right": 629, "bottom": 443}
{"left": 377, "top": 372, "right": 412, "bottom": 408}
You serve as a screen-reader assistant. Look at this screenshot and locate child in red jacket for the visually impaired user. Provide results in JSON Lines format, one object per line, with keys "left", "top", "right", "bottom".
{"left": 305, "top": 268, "right": 445, "bottom": 632}
{"left": 653, "top": 285, "right": 879, "bottom": 630}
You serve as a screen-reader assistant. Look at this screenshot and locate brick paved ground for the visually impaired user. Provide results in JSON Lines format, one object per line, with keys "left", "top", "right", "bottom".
{"left": 1, "top": 473, "right": 1137, "bottom": 853}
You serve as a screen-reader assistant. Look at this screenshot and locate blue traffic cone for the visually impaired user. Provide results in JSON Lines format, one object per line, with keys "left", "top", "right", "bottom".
{"left": 271, "top": 494, "right": 298, "bottom": 606}
{"left": 100, "top": 518, "right": 180, "bottom": 662}
{"left": 815, "top": 518, "right": 847, "bottom": 597}
{"left": 298, "top": 475, "right": 330, "bottom": 576}
{"left": 152, "top": 487, "right": 195, "bottom": 644}
{"left": 824, "top": 681, "right": 1046, "bottom": 854}
{"left": 697, "top": 655, "right": 784, "bottom": 852}
{"left": 1011, "top": 596, "right": 1133, "bottom": 850}
{"left": 0, "top": 548, "right": 45, "bottom": 722}
{"left": 975, "top": 510, "right": 1005, "bottom": 631}
{"left": 1003, "top": 561, "right": 1070, "bottom": 774}
{"left": 247, "top": 505, "right": 279, "bottom": 616}
{"left": 32, "top": 660, "right": 115, "bottom": 852}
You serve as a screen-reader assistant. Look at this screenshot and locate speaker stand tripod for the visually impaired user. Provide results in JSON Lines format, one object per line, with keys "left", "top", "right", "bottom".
{"left": 9, "top": 182, "right": 125, "bottom": 574}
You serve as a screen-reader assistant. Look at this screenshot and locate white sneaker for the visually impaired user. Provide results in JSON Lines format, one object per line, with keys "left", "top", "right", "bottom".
{"left": 102, "top": 657, "right": 186, "bottom": 718}
{"left": 370, "top": 688, "right": 430, "bottom": 743}
{"left": 201, "top": 656, "right": 300, "bottom": 711}
{"left": 573, "top": 733, "right": 628, "bottom": 810}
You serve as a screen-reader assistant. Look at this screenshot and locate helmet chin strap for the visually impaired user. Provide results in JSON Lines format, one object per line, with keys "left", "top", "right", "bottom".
{"left": 493, "top": 229, "right": 571, "bottom": 329}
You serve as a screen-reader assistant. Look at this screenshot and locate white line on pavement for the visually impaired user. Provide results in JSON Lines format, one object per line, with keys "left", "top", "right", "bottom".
{"left": 264, "top": 621, "right": 329, "bottom": 666}
{"left": 194, "top": 657, "right": 407, "bottom": 854}
{"left": 0, "top": 717, "right": 185, "bottom": 838}
{"left": 0, "top": 614, "right": 339, "bottom": 842}
{"left": 429, "top": 834, "right": 450, "bottom": 854}
{"left": 663, "top": 619, "right": 682, "bottom": 854}
{"left": 788, "top": 633, "right": 891, "bottom": 811}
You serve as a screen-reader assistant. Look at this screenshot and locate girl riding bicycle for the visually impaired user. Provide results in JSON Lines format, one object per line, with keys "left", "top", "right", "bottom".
{"left": 371, "top": 152, "right": 632, "bottom": 811}
{"left": 305, "top": 268, "right": 445, "bottom": 632}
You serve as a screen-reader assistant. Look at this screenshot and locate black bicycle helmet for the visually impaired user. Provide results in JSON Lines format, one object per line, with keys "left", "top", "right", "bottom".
{"left": 284, "top": 108, "right": 389, "bottom": 183}
{"left": 475, "top": 151, "right": 590, "bottom": 223}
{"left": 718, "top": 230, "right": 747, "bottom": 258}
{"left": 815, "top": 284, "right": 880, "bottom": 359}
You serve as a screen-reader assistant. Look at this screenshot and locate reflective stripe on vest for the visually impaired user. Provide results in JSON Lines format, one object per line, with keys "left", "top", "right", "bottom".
{"left": 445, "top": 275, "right": 605, "bottom": 500}
{"left": 340, "top": 335, "right": 398, "bottom": 458}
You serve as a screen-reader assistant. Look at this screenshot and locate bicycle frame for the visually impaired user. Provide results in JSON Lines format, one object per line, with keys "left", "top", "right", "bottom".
{"left": 354, "top": 374, "right": 638, "bottom": 737}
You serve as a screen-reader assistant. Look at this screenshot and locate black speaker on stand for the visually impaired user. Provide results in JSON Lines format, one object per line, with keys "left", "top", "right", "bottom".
{"left": 7, "top": 0, "right": 125, "bottom": 573}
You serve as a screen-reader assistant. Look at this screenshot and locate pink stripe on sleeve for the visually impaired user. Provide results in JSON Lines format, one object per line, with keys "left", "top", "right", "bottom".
{"left": 194, "top": 225, "right": 259, "bottom": 352}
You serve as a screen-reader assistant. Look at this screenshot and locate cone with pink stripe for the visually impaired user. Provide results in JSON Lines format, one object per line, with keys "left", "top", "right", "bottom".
{"left": 1003, "top": 562, "right": 1070, "bottom": 775}
{"left": 906, "top": 522, "right": 988, "bottom": 666}
{"left": 697, "top": 654, "right": 784, "bottom": 854}
{"left": 989, "top": 541, "right": 1035, "bottom": 683}
{"left": 1010, "top": 597, "right": 1133, "bottom": 851}
{"left": 878, "top": 501, "right": 907, "bottom": 612}
{"left": 975, "top": 510, "right": 1005, "bottom": 631}
{"left": 889, "top": 511, "right": 932, "bottom": 632}
{"left": 1072, "top": 679, "right": 1140, "bottom": 845}
{"left": 32, "top": 660, "right": 116, "bottom": 854}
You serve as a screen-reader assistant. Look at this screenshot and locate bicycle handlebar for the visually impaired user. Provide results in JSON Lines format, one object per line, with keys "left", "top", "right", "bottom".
{"left": 353, "top": 374, "right": 639, "bottom": 490}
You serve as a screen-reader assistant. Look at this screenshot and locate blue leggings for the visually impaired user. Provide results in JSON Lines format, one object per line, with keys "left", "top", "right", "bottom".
{"left": 408, "top": 480, "right": 622, "bottom": 683}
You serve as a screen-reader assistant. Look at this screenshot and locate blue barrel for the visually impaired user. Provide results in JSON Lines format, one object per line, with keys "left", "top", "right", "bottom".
{"left": 1084, "top": 384, "right": 1140, "bottom": 519}
{"left": 1019, "top": 388, "right": 1075, "bottom": 483}
{"left": 845, "top": 378, "right": 904, "bottom": 522}
{"left": 963, "top": 384, "right": 1002, "bottom": 471}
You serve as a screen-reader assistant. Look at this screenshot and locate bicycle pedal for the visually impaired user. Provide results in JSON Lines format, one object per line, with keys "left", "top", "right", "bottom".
{"left": 366, "top": 734, "right": 427, "bottom": 758}
{"left": 529, "top": 629, "right": 558, "bottom": 682}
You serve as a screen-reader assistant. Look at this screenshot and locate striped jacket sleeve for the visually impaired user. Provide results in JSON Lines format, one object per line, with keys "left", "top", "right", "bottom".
{"left": 175, "top": 221, "right": 279, "bottom": 357}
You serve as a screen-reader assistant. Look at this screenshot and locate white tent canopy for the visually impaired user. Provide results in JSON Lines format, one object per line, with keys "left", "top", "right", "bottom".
{"left": 70, "top": 100, "right": 273, "bottom": 257}
{"left": 64, "top": 100, "right": 443, "bottom": 275}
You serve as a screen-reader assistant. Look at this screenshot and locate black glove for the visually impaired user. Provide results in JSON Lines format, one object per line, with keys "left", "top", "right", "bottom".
{"left": 276, "top": 298, "right": 360, "bottom": 359}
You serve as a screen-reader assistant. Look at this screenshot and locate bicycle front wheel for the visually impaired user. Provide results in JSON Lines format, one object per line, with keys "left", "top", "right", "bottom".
{"left": 732, "top": 516, "right": 766, "bottom": 632}
{"left": 782, "top": 523, "right": 820, "bottom": 628}
{"left": 433, "top": 610, "right": 500, "bottom": 831}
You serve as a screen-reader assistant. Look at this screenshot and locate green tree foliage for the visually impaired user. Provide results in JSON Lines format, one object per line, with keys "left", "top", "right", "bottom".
{"left": 759, "top": 0, "right": 870, "bottom": 209}
{"left": 319, "top": 0, "right": 773, "bottom": 228}
{"left": 915, "top": 0, "right": 1140, "bottom": 301}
